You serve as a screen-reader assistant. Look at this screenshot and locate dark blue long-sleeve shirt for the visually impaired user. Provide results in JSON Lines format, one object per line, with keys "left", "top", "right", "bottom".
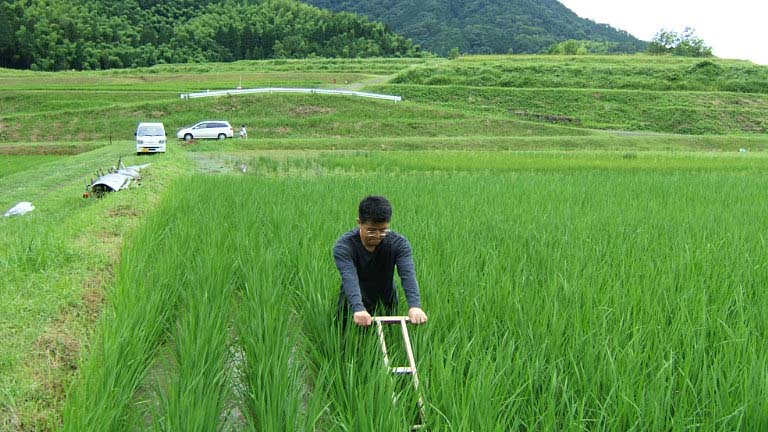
{"left": 333, "top": 228, "right": 422, "bottom": 314}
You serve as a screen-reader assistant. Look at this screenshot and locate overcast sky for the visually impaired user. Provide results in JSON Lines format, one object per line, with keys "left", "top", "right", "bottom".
{"left": 557, "top": 0, "right": 768, "bottom": 65}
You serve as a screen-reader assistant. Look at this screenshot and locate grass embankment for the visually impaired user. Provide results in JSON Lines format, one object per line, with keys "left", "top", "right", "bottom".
{"left": 0, "top": 58, "right": 432, "bottom": 80}
{"left": 0, "top": 93, "right": 588, "bottom": 143}
{"left": 0, "top": 58, "right": 434, "bottom": 92}
{"left": 0, "top": 73, "right": 368, "bottom": 92}
{"left": 65, "top": 154, "right": 768, "bottom": 429}
{"left": 371, "top": 84, "right": 768, "bottom": 134}
{"left": 0, "top": 57, "right": 430, "bottom": 143}
{"left": 0, "top": 147, "right": 191, "bottom": 429}
{"left": 5, "top": 85, "right": 768, "bottom": 150}
{"left": 4, "top": 55, "right": 768, "bottom": 143}
{"left": 394, "top": 55, "right": 768, "bottom": 93}
{"left": 381, "top": 55, "right": 768, "bottom": 134}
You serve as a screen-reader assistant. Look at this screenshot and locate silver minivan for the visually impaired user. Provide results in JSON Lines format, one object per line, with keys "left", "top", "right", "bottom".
{"left": 176, "top": 121, "right": 234, "bottom": 141}
{"left": 136, "top": 122, "right": 167, "bottom": 155}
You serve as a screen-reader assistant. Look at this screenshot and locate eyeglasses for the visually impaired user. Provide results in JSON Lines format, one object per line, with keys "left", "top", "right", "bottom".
{"left": 363, "top": 228, "right": 390, "bottom": 237}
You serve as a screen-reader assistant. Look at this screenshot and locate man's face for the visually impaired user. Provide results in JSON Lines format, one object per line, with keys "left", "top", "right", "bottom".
{"left": 358, "top": 219, "right": 390, "bottom": 249}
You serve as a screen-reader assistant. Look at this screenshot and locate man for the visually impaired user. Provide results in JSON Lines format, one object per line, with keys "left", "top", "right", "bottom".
{"left": 334, "top": 195, "right": 428, "bottom": 327}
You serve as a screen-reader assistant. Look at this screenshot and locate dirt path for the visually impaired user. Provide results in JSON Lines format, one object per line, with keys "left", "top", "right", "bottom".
{"left": 338, "top": 74, "right": 396, "bottom": 91}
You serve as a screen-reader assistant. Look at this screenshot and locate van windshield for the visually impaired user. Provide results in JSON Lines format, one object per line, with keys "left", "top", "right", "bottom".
{"left": 138, "top": 125, "right": 165, "bottom": 136}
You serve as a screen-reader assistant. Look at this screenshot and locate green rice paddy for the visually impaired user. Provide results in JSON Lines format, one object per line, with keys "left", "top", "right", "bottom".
{"left": 63, "top": 153, "right": 768, "bottom": 430}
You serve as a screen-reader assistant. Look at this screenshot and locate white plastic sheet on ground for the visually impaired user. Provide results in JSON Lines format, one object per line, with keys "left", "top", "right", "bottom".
{"left": 4, "top": 202, "right": 35, "bottom": 217}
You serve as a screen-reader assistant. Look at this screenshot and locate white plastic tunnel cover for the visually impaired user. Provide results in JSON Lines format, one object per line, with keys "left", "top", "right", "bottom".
{"left": 4, "top": 202, "right": 35, "bottom": 217}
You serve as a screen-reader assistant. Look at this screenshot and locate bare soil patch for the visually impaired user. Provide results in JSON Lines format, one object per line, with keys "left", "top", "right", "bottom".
{"left": 511, "top": 110, "right": 580, "bottom": 124}
{"left": 289, "top": 105, "right": 336, "bottom": 117}
{"left": 35, "top": 329, "right": 81, "bottom": 373}
{"left": 107, "top": 205, "right": 142, "bottom": 218}
{"left": 274, "top": 126, "right": 292, "bottom": 134}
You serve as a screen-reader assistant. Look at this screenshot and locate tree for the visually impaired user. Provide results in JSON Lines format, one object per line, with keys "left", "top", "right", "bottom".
{"left": 0, "top": 0, "right": 422, "bottom": 71}
{"left": 0, "top": 3, "right": 16, "bottom": 67}
{"left": 547, "top": 39, "right": 619, "bottom": 55}
{"left": 648, "top": 27, "right": 712, "bottom": 57}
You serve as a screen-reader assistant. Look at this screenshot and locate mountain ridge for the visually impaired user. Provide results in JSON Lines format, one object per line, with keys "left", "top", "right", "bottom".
{"left": 0, "top": 0, "right": 421, "bottom": 71}
{"left": 302, "top": 0, "right": 646, "bottom": 55}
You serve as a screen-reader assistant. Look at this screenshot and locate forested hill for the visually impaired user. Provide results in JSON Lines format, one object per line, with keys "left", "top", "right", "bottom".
{"left": 0, "top": 0, "right": 421, "bottom": 71}
{"left": 303, "top": 0, "right": 646, "bottom": 56}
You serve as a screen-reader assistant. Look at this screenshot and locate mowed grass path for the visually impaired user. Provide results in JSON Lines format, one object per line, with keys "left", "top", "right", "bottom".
{"left": 65, "top": 153, "right": 768, "bottom": 430}
{"left": 1, "top": 155, "right": 65, "bottom": 178}
{"left": 0, "top": 146, "right": 192, "bottom": 429}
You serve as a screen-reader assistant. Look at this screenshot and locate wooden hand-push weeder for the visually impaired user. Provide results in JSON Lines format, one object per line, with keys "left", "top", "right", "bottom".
{"left": 373, "top": 316, "right": 426, "bottom": 430}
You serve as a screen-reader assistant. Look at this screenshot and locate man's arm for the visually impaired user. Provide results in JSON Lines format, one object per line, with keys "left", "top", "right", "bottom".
{"left": 395, "top": 237, "right": 427, "bottom": 324}
{"left": 333, "top": 242, "right": 366, "bottom": 313}
{"left": 394, "top": 237, "right": 422, "bottom": 309}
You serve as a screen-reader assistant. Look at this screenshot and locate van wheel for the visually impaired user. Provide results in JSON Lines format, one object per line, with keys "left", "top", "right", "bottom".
{"left": 218, "top": 134, "right": 226, "bottom": 140}
{"left": 137, "top": 152, "right": 142, "bottom": 156}
{"left": 184, "top": 134, "right": 193, "bottom": 141}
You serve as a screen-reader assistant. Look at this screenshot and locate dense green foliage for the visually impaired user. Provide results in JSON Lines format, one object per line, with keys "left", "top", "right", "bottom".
{"left": 648, "top": 27, "right": 713, "bottom": 58}
{"left": 303, "top": 0, "right": 646, "bottom": 56}
{"left": 0, "top": 0, "right": 420, "bottom": 71}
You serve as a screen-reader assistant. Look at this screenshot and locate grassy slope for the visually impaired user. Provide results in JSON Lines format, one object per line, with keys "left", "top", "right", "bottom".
{"left": 0, "top": 73, "right": 370, "bottom": 92}
{"left": 3, "top": 55, "right": 768, "bottom": 141}
{"left": 0, "top": 147, "right": 192, "bottom": 430}
{"left": 372, "top": 84, "right": 768, "bottom": 134}
{"left": 0, "top": 93, "right": 589, "bottom": 143}
{"left": 394, "top": 55, "right": 768, "bottom": 92}
{"left": 385, "top": 55, "right": 768, "bottom": 134}
{"left": 0, "top": 58, "right": 435, "bottom": 91}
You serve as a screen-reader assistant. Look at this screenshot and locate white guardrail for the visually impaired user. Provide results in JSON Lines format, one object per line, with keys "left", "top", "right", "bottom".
{"left": 180, "top": 87, "right": 402, "bottom": 102}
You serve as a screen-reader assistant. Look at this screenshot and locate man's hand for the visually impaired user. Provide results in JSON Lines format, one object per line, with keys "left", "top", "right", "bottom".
{"left": 408, "top": 307, "right": 428, "bottom": 325}
{"left": 353, "top": 310, "right": 373, "bottom": 326}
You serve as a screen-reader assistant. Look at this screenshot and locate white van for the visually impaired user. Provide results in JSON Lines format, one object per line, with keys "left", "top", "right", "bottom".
{"left": 135, "top": 122, "right": 167, "bottom": 155}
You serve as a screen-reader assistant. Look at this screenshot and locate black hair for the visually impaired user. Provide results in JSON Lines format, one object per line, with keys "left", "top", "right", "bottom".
{"left": 358, "top": 195, "right": 392, "bottom": 223}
